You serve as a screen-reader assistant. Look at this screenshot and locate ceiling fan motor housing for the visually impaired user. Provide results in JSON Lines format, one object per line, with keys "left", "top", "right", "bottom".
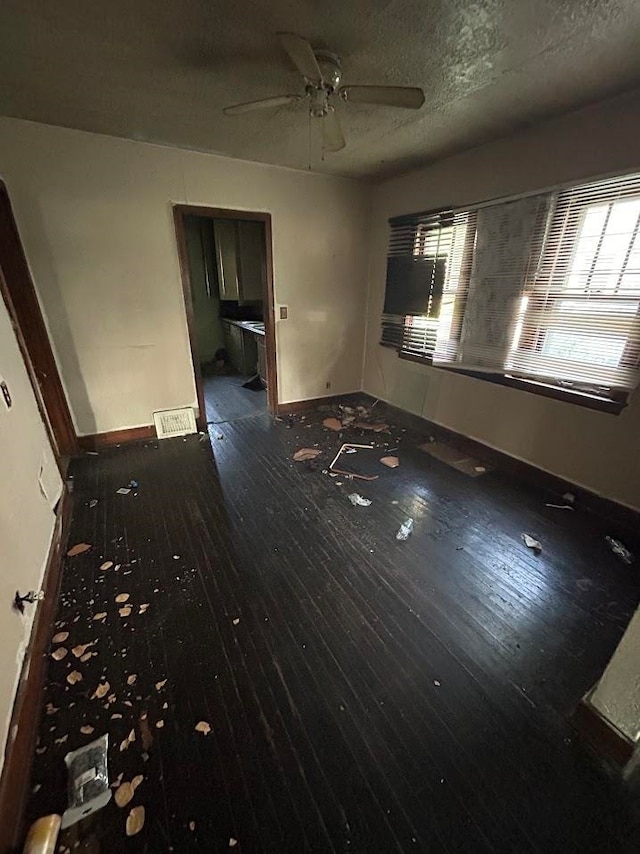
{"left": 313, "top": 50, "right": 342, "bottom": 92}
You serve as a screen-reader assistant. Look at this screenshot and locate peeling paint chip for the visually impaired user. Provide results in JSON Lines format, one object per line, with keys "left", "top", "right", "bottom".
{"left": 92, "top": 681, "right": 110, "bottom": 700}
{"left": 51, "top": 647, "right": 68, "bottom": 661}
{"left": 126, "top": 805, "right": 145, "bottom": 837}
{"left": 232, "top": 618, "right": 240, "bottom": 626}
{"left": 229, "top": 838, "right": 238, "bottom": 848}
{"left": 115, "top": 781, "right": 134, "bottom": 808}
{"left": 52, "top": 631, "right": 69, "bottom": 644}
{"left": 100, "top": 561, "right": 114, "bottom": 571}
{"left": 115, "top": 593, "right": 130, "bottom": 603}
{"left": 380, "top": 456, "right": 400, "bottom": 468}
{"left": 131, "top": 774, "right": 144, "bottom": 791}
{"left": 67, "top": 543, "right": 91, "bottom": 557}
{"left": 111, "top": 713, "right": 123, "bottom": 720}
{"left": 293, "top": 447, "right": 321, "bottom": 462}
{"left": 155, "top": 680, "right": 167, "bottom": 691}
{"left": 195, "top": 721, "right": 211, "bottom": 736}
{"left": 127, "top": 674, "right": 137, "bottom": 685}
{"left": 138, "top": 603, "right": 150, "bottom": 614}
{"left": 189, "top": 821, "right": 195, "bottom": 832}
{"left": 92, "top": 612, "right": 107, "bottom": 621}
{"left": 119, "top": 606, "right": 133, "bottom": 618}
{"left": 80, "top": 651, "right": 94, "bottom": 663}
{"left": 155, "top": 720, "right": 164, "bottom": 729}
{"left": 119, "top": 735, "right": 133, "bottom": 752}
{"left": 80, "top": 725, "right": 94, "bottom": 735}
{"left": 54, "top": 735, "right": 68, "bottom": 745}
{"left": 111, "top": 772, "right": 124, "bottom": 789}
{"left": 72, "top": 643, "right": 93, "bottom": 658}
{"left": 67, "top": 671, "right": 82, "bottom": 685}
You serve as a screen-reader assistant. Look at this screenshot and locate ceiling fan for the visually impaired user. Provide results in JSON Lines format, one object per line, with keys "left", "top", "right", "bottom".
{"left": 223, "top": 32, "right": 425, "bottom": 152}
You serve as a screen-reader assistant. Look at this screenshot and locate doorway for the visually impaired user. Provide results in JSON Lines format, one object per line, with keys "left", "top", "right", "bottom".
{"left": 173, "top": 206, "right": 278, "bottom": 428}
{"left": 0, "top": 182, "right": 77, "bottom": 463}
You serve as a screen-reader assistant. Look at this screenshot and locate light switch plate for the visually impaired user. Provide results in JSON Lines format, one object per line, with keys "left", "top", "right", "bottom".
{"left": 279, "top": 305, "right": 288, "bottom": 320}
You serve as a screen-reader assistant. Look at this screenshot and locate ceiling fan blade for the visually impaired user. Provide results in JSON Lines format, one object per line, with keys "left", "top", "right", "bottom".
{"left": 278, "top": 32, "right": 323, "bottom": 85}
{"left": 223, "top": 94, "right": 301, "bottom": 116}
{"left": 339, "top": 85, "right": 425, "bottom": 109}
{"left": 322, "top": 107, "right": 345, "bottom": 152}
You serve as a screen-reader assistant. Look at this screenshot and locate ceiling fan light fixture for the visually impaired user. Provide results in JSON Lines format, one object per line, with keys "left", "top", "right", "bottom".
{"left": 222, "top": 33, "right": 426, "bottom": 152}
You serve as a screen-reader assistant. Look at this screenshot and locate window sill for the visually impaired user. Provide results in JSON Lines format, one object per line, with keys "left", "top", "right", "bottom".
{"left": 396, "top": 351, "right": 626, "bottom": 414}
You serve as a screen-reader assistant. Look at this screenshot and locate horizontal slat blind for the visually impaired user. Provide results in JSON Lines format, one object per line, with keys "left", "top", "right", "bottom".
{"left": 507, "top": 173, "right": 640, "bottom": 392}
{"left": 381, "top": 209, "right": 475, "bottom": 359}
{"left": 440, "top": 194, "right": 550, "bottom": 371}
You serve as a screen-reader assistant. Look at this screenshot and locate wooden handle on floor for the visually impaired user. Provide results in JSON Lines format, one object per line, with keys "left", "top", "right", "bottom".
{"left": 22, "top": 815, "right": 61, "bottom": 854}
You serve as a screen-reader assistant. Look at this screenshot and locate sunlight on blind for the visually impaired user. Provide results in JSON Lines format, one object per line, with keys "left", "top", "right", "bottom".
{"left": 402, "top": 211, "right": 474, "bottom": 359}
{"left": 508, "top": 174, "right": 640, "bottom": 392}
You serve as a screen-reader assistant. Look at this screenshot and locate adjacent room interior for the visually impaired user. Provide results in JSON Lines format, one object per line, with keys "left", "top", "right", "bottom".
{"left": 175, "top": 208, "right": 273, "bottom": 425}
{"left": 1, "top": 3, "right": 640, "bottom": 852}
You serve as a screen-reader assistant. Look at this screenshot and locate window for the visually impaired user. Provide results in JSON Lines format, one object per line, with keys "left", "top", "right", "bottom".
{"left": 380, "top": 209, "right": 476, "bottom": 360}
{"left": 381, "top": 172, "right": 640, "bottom": 412}
{"left": 508, "top": 183, "right": 640, "bottom": 399}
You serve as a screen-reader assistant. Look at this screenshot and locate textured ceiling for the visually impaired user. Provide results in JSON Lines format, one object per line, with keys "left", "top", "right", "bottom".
{"left": 2, "top": 1, "right": 640, "bottom": 179}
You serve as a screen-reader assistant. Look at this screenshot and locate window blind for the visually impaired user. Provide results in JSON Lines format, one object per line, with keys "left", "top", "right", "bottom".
{"left": 439, "top": 195, "right": 550, "bottom": 371}
{"left": 381, "top": 209, "right": 475, "bottom": 359}
{"left": 507, "top": 173, "right": 640, "bottom": 393}
{"left": 381, "top": 170, "right": 640, "bottom": 404}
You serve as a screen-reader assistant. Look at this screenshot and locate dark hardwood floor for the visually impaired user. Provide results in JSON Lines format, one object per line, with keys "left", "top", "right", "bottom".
{"left": 203, "top": 373, "right": 266, "bottom": 424}
{"left": 26, "top": 400, "right": 640, "bottom": 852}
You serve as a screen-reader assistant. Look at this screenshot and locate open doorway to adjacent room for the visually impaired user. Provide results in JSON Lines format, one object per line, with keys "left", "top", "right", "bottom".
{"left": 173, "top": 205, "right": 278, "bottom": 427}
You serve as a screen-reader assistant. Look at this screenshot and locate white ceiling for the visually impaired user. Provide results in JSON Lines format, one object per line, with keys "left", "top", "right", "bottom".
{"left": 2, "top": 0, "right": 640, "bottom": 179}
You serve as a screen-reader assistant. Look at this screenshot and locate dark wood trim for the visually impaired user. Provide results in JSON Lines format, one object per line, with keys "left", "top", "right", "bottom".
{"left": 0, "top": 183, "right": 78, "bottom": 460}
{"left": 276, "top": 392, "right": 361, "bottom": 416}
{"left": 172, "top": 204, "right": 279, "bottom": 419}
{"left": 0, "top": 486, "right": 72, "bottom": 854}
{"left": 172, "top": 207, "right": 207, "bottom": 430}
{"left": 571, "top": 696, "right": 634, "bottom": 768}
{"left": 396, "top": 351, "right": 625, "bottom": 414}
{"left": 261, "top": 214, "right": 279, "bottom": 415}
{"left": 78, "top": 425, "right": 156, "bottom": 450}
{"left": 360, "top": 392, "right": 640, "bottom": 533}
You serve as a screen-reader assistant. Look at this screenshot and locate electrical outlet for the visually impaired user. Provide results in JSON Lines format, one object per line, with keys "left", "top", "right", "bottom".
{"left": 326, "top": 381, "right": 331, "bottom": 389}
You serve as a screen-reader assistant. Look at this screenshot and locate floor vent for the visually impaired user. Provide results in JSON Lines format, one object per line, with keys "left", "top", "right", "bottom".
{"left": 153, "top": 407, "right": 197, "bottom": 439}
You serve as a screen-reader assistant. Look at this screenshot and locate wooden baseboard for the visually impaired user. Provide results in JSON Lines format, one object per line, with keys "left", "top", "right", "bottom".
{"left": 571, "top": 696, "right": 634, "bottom": 767}
{"left": 0, "top": 486, "right": 73, "bottom": 853}
{"left": 276, "top": 391, "right": 363, "bottom": 416}
{"left": 78, "top": 425, "right": 156, "bottom": 450}
{"left": 360, "top": 393, "right": 640, "bottom": 535}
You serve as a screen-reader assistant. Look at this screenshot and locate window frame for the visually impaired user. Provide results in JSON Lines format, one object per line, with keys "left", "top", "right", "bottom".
{"left": 388, "top": 182, "right": 640, "bottom": 415}
{"left": 508, "top": 194, "right": 640, "bottom": 403}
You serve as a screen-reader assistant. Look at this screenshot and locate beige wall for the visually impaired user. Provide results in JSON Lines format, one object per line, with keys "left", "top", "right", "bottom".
{"left": 0, "top": 294, "right": 61, "bottom": 775}
{"left": 363, "top": 90, "right": 640, "bottom": 510}
{"left": 591, "top": 607, "right": 640, "bottom": 742}
{"left": 0, "top": 118, "right": 370, "bottom": 435}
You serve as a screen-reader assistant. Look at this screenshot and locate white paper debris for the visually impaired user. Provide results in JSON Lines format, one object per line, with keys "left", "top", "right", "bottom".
{"left": 522, "top": 533, "right": 542, "bottom": 553}
{"left": 348, "top": 493, "right": 372, "bottom": 507}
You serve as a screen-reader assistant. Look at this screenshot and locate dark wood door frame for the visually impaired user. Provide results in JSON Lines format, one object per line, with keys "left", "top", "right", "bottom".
{"left": 0, "top": 182, "right": 78, "bottom": 461}
{"left": 173, "top": 205, "right": 279, "bottom": 426}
